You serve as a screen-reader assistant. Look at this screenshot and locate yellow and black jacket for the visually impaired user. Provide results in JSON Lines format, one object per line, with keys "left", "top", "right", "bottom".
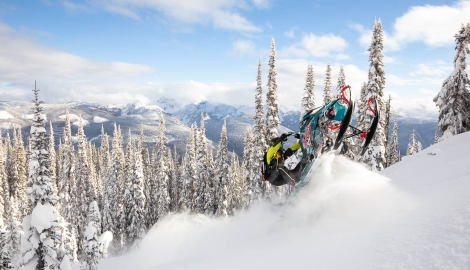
{"left": 263, "top": 135, "right": 301, "bottom": 180}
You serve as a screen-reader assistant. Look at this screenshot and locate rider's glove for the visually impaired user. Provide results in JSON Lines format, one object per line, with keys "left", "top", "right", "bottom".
{"left": 284, "top": 148, "right": 294, "bottom": 159}
{"left": 294, "top": 133, "right": 300, "bottom": 139}
{"left": 280, "top": 133, "right": 289, "bottom": 141}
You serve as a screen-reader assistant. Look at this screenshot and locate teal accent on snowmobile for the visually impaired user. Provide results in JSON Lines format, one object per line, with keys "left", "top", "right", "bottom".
{"left": 295, "top": 99, "right": 352, "bottom": 189}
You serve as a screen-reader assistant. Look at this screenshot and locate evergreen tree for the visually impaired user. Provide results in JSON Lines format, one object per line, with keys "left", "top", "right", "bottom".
{"left": 323, "top": 62, "right": 332, "bottom": 105}
{"left": 80, "top": 201, "right": 101, "bottom": 270}
{"left": 406, "top": 130, "right": 419, "bottom": 156}
{"left": 266, "top": 39, "right": 280, "bottom": 141}
{"left": 434, "top": 129, "right": 440, "bottom": 144}
{"left": 48, "top": 121, "right": 58, "bottom": 197}
{"left": 17, "top": 83, "right": 70, "bottom": 270}
{"left": 58, "top": 110, "right": 75, "bottom": 224}
{"left": 12, "top": 128, "right": 27, "bottom": 219}
{"left": 335, "top": 64, "right": 346, "bottom": 99}
{"left": 171, "top": 145, "right": 181, "bottom": 213}
{"left": 382, "top": 95, "right": 392, "bottom": 168}
{"left": 75, "top": 117, "right": 94, "bottom": 255}
{"left": 0, "top": 227, "right": 13, "bottom": 269}
{"left": 180, "top": 126, "right": 197, "bottom": 212}
{"left": 156, "top": 111, "right": 170, "bottom": 220}
{"left": 156, "top": 149, "right": 170, "bottom": 221}
{"left": 251, "top": 60, "right": 265, "bottom": 203}
{"left": 100, "top": 127, "right": 112, "bottom": 234}
{"left": 301, "top": 63, "right": 316, "bottom": 118}
{"left": 203, "top": 143, "right": 215, "bottom": 215}
{"left": 433, "top": 23, "right": 470, "bottom": 137}
{"left": 5, "top": 197, "right": 20, "bottom": 264}
{"left": 228, "top": 152, "right": 242, "bottom": 213}
{"left": 242, "top": 128, "right": 253, "bottom": 209}
{"left": 108, "top": 123, "right": 124, "bottom": 255}
{"left": 387, "top": 115, "right": 400, "bottom": 166}
{"left": 193, "top": 114, "right": 208, "bottom": 214}
{"left": 214, "top": 121, "right": 229, "bottom": 217}
{"left": 362, "top": 19, "right": 387, "bottom": 171}
{"left": 355, "top": 82, "right": 368, "bottom": 157}
{"left": 89, "top": 143, "right": 101, "bottom": 212}
{"left": 0, "top": 138, "right": 8, "bottom": 222}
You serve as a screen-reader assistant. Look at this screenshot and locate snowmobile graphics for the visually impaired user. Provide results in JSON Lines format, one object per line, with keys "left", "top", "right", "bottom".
{"left": 294, "top": 85, "right": 379, "bottom": 190}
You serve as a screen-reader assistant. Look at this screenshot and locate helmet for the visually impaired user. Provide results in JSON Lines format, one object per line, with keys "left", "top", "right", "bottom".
{"left": 325, "top": 102, "right": 347, "bottom": 121}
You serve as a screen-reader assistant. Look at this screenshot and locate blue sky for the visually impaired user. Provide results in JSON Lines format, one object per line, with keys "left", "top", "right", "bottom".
{"left": 0, "top": 0, "right": 468, "bottom": 117}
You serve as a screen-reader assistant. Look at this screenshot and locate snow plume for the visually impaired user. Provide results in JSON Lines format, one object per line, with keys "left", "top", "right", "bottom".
{"left": 99, "top": 153, "right": 415, "bottom": 270}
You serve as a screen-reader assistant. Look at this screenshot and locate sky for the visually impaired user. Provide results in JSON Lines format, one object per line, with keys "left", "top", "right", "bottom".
{"left": 92, "top": 131, "right": 470, "bottom": 270}
{"left": 0, "top": 0, "right": 469, "bottom": 118}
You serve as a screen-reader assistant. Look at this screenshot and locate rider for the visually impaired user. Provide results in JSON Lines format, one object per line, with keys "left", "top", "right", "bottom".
{"left": 263, "top": 132, "right": 302, "bottom": 186}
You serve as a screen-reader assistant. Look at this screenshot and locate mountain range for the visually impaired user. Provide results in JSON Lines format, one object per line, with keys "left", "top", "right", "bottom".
{"left": 0, "top": 98, "right": 438, "bottom": 159}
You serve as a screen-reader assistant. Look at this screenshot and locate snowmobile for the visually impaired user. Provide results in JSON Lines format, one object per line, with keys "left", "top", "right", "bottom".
{"left": 294, "top": 85, "right": 379, "bottom": 189}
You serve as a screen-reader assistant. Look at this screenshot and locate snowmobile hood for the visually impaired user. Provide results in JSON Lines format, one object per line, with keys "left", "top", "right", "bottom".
{"left": 332, "top": 102, "right": 347, "bottom": 122}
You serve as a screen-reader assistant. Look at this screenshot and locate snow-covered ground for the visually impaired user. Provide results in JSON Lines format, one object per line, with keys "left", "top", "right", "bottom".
{"left": 96, "top": 132, "right": 470, "bottom": 270}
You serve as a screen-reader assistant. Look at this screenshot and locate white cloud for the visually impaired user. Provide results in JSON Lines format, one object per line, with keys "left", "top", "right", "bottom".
{"left": 251, "top": 0, "right": 271, "bottom": 9}
{"left": 284, "top": 29, "right": 295, "bottom": 38}
{"left": 280, "top": 33, "right": 348, "bottom": 58}
{"left": 93, "top": 0, "right": 262, "bottom": 32}
{"left": 392, "top": 0, "right": 470, "bottom": 47}
{"left": 0, "top": 20, "right": 157, "bottom": 105}
{"left": 232, "top": 40, "right": 257, "bottom": 56}
{"left": 387, "top": 92, "right": 438, "bottom": 118}
{"left": 0, "top": 22, "right": 154, "bottom": 83}
{"left": 410, "top": 61, "right": 453, "bottom": 77}
{"left": 352, "top": 0, "right": 470, "bottom": 50}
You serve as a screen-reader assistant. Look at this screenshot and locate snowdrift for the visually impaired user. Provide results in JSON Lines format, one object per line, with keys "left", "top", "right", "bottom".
{"left": 95, "top": 132, "right": 470, "bottom": 270}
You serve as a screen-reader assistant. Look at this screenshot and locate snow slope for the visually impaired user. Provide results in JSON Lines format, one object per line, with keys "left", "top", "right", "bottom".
{"left": 95, "top": 132, "right": 470, "bottom": 270}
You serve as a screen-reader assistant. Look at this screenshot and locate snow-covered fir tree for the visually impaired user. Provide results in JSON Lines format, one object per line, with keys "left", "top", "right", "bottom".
{"left": 88, "top": 143, "right": 101, "bottom": 211}
{"left": 242, "top": 128, "right": 253, "bottom": 209}
{"left": 0, "top": 139, "right": 8, "bottom": 222}
{"left": 383, "top": 95, "right": 392, "bottom": 148}
{"left": 301, "top": 63, "right": 316, "bottom": 118}
{"left": 180, "top": 126, "right": 197, "bottom": 212}
{"left": 355, "top": 82, "right": 368, "bottom": 157}
{"left": 406, "top": 130, "right": 419, "bottom": 156}
{"left": 215, "top": 120, "right": 229, "bottom": 217}
{"left": 335, "top": 64, "right": 346, "bottom": 99}
{"left": 5, "top": 197, "right": 21, "bottom": 264}
{"left": 188, "top": 123, "right": 202, "bottom": 214}
{"left": 57, "top": 110, "right": 75, "bottom": 224}
{"left": 156, "top": 111, "right": 170, "bottom": 220}
{"left": 0, "top": 227, "right": 13, "bottom": 269}
{"left": 108, "top": 123, "right": 125, "bottom": 255}
{"left": 228, "top": 152, "right": 242, "bottom": 213}
{"left": 323, "top": 62, "right": 332, "bottom": 105}
{"left": 386, "top": 115, "right": 400, "bottom": 166}
{"left": 80, "top": 201, "right": 101, "bottom": 270}
{"left": 251, "top": 60, "right": 265, "bottom": 203}
{"left": 74, "top": 117, "right": 95, "bottom": 255}
{"left": 127, "top": 138, "right": 146, "bottom": 249}
{"left": 362, "top": 19, "right": 387, "bottom": 171}
{"left": 266, "top": 39, "right": 280, "bottom": 141}
{"left": 434, "top": 129, "right": 440, "bottom": 144}
{"left": 433, "top": 23, "right": 470, "bottom": 137}
{"left": 17, "top": 83, "right": 71, "bottom": 270}
{"left": 170, "top": 144, "right": 180, "bottom": 213}
{"left": 48, "top": 121, "right": 58, "bottom": 197}
{"left": 12, "top": 128, "right": 27, "bottom": 219}
{"left": 100, "top": 127, "right": 113, "bottom": 234}
{"left": 193, "top": 113, "right": 209, "bottom": 214}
